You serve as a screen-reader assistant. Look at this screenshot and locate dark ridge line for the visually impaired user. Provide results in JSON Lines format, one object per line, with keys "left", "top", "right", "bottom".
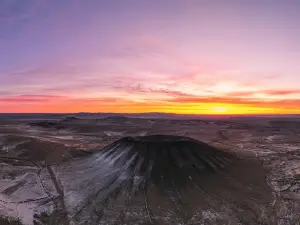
{"left": 46, "top": 165, "right": 69, "bottom": 225}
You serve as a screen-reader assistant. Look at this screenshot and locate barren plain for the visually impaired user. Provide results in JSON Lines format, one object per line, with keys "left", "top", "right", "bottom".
{"left": 0, "top": 114, "right": 299, "bottom": 225}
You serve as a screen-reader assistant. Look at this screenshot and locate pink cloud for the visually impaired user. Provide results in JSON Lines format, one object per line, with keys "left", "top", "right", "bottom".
{"left": 262, "top": 89, "right": 300, "bottom": 95}
{"left": 0, "top": 95, "right": 68, "bottom": 103}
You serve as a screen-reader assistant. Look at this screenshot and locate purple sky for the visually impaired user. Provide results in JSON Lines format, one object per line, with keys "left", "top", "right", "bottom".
{"left": 1, "top": 0, "right": 300, "bottom": 113}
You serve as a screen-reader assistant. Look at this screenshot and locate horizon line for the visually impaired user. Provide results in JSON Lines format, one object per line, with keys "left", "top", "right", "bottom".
{"left": 1, "top": 112, "right": 299, "bottom": 116}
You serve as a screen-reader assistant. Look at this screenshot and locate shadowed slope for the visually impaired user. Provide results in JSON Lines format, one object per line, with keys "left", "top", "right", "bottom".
{"left": 57, "top": 135, "right": 273, "bottom": 225}
{"left": 100, "top": 135, "right": 236, "bottom": 189}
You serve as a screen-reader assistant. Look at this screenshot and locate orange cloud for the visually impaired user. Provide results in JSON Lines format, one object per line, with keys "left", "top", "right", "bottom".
{"left": 0, "top": 97, "right": 48, "bottom": 102}
{"left": 1, "top": 83, "right": 300, "bottom": 115}
{"left": 1, "top": 93, "right": 300, "bottom": 114}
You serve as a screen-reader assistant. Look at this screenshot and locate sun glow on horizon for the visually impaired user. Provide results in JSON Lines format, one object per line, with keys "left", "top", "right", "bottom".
{"left": 1, "top": 96, "right": 300, "bottom": 114}
{"left": 212, "top": 106, "right": 228, "bottom": 114}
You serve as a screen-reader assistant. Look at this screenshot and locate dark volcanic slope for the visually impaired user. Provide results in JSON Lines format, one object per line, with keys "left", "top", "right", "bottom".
{"left": 100, "top": 135, "right": 235, "bottom": 189}
{"left": 57, "top": 135, "right": 274, "bottom": 224}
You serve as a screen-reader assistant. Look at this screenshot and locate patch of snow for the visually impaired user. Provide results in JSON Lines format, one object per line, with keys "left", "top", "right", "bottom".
{"left": 202, "top": 210, "right": 221, "bottom": 220}
{"left": 0, "top": 164, "right": 57, "bottom": 225}
{"left": 104, "top": 131, "right": 125, "bottom": 137}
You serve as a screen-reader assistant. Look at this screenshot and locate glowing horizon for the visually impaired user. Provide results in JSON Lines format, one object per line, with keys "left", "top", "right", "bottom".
{"left": 1, "top": 1, "right": 300, "bottom": 114}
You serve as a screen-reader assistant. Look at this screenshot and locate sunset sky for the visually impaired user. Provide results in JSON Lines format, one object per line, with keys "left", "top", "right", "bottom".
{"left": 1, "top": 0, "right": 300, "bottom": 114}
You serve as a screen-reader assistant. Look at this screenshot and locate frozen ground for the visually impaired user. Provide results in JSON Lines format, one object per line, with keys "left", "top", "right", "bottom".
{"left": 0, "top": 116, "right": 299, "bottom": 224}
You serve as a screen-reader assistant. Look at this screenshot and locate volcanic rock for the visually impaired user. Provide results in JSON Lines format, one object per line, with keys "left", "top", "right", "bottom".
{"left": 56, "top": 135, "right": 273, "bottom": 224}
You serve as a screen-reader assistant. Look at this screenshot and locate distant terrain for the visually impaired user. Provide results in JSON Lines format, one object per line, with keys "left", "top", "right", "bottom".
{"left": 1, "top": 112, "right": 300, "bottom": 120}
{"left": 0, "top": 113, "right": 300, "bottom": 224}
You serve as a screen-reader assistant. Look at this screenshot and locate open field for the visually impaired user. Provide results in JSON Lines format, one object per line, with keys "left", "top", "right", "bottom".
{"left": 0, "top": 114, "right": 300, "bottom": 225}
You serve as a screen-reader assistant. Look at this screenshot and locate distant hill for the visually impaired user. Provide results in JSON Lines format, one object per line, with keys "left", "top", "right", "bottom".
{"left": 0, "top": 113, "right": 65, "bottom": 120}
{"left": 1, "top": 112, "right": 300, "bottom": 121}
{"left": 61, "top": 116, "right": 80, "bottom": 122}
